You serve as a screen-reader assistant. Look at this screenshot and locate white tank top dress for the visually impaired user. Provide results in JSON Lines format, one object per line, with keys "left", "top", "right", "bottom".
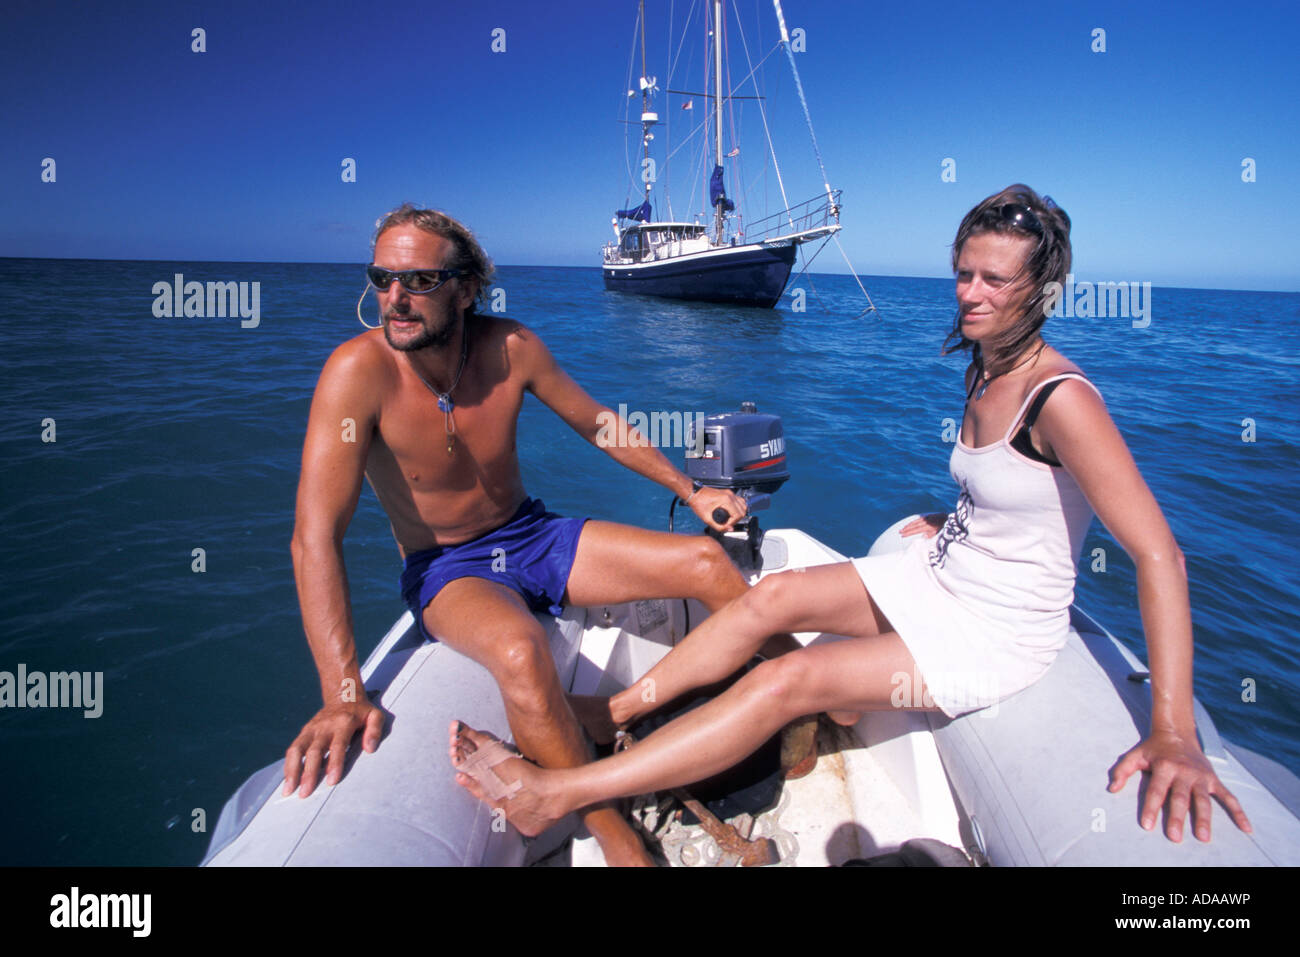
{"left": 851, "top": 373, "right": 1103, "bottom": 717}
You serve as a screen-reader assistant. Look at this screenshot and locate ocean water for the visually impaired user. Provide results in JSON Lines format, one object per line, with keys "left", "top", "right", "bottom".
{"left": 1, "top": 257, "right": 1297, "bottom": 865}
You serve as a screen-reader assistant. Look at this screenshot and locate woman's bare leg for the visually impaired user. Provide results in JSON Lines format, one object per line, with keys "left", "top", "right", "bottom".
{"left": 452, "top": 605, "right": 935, "bottom": 836}
{"left": 604, "top": 562, "right": 893, "bottom": 727}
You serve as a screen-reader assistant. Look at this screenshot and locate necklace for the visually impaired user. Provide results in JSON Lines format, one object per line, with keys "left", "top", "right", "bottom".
{"left": 408, "top": 327, "right": 470, "bottom": 454}
{"left": 971, "top": 339, "right": 1046, "bottom": 401}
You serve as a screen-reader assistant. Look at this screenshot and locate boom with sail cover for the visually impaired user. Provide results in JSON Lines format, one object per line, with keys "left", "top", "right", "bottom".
{"left": 617, "top": 201, "right": 652, "bottom": 222}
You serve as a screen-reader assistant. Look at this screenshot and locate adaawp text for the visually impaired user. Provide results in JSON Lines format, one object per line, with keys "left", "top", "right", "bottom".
{"left": 1043, "top": 274, "right": 1152, "bottom": 328}
{"left": 152, "top": 273, "right": 261, "bottom": 328}
{"left": 0, "top": 664, "right": 103, "bottom": 718}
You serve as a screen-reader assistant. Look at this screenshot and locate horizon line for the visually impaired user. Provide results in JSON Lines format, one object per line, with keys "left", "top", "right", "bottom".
{"left": 2, "top": 255, "right": 1296, "bottom": 295}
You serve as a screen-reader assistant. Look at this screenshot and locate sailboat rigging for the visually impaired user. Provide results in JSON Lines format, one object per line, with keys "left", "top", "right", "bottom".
{"left": 602, "top": 0, "right": 844, "bottom": 309}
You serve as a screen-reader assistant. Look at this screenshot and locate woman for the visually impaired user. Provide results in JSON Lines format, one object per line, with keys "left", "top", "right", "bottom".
{"left": 450, "top": 185, "right": 1251, "bottom": 846}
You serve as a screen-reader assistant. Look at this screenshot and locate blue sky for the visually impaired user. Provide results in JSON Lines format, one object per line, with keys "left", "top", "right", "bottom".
{"left": 2, "top": 0, "right": 1297, "bottom": 290}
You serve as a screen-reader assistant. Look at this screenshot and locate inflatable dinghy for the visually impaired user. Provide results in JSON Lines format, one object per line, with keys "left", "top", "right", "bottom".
{"left": 201, "top": 517, "right": 1300, "bottom": 867}
{"left": 203, "top": 407, "right": 1300, "bottom": 866}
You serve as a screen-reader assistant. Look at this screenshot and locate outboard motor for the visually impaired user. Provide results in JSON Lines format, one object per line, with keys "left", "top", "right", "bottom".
{"left": 681, "top": 402, "right": 788, "bottom": 567}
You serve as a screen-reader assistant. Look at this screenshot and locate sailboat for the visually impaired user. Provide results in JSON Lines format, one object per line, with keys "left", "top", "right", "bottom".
{"left": 601, "top": 0, "right": 843, "bottom": 308}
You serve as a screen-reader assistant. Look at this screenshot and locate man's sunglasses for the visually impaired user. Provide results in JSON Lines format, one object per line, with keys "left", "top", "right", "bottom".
{"left": 366, "top": 265, "right": 462, "bottom": 294}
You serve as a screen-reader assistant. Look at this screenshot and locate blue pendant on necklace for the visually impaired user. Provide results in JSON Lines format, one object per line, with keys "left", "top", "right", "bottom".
{"left": 437, "top": 395, "right": 454, "bottom": 414}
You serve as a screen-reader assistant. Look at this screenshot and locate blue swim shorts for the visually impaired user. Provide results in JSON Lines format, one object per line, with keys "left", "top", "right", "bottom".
{"left": 398, "top": 497, "right": 588, "bottom": 643}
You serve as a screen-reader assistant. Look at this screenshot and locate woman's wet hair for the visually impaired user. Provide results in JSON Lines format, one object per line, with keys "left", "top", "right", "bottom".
{"left": 373, "top": 204, "right": 496, "bottom": 315}
{"left": 942, "top": 184, "right": 1072, "bottom": 375}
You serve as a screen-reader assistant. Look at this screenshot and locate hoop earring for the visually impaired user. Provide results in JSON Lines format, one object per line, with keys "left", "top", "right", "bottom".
{"left": 356, "top": 282, "right": 381, "bottom": 329}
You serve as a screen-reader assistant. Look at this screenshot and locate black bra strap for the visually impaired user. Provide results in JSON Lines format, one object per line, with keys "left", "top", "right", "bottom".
{"left": 1022, "top": 379, "right": 1066, "bottom": 430}
{"left": 1011, "top": 374, "right": 1090, "bottom": 466}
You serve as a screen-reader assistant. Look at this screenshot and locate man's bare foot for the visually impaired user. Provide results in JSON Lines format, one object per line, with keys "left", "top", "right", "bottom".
{"left": 448, "top": 721, "right": 564, "bottom": 837}
{"left": 566, "top": 694, "right": 623, "bottom": 746}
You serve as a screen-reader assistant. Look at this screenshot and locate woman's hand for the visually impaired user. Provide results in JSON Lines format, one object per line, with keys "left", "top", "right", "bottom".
{"left": 1109, "top": 730, "right": 1252, "bottom": 842}
{"left": 900, "top": 513, "right": 947, "bottom": 538}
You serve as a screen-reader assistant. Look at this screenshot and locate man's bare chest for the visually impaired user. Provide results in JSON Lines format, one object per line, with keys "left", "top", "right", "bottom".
{"left": 373, "top": 375, "right": 525, "bottom": 487}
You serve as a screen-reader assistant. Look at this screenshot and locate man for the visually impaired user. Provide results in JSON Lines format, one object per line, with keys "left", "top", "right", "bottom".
{"left": 281, "top": 204, "right": 752, "bottom": 866}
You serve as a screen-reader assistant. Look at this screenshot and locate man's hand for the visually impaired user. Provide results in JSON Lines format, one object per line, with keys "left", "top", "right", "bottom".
{"left": 1109, "top": 730, "right": 1252, "bottom": 843}
{"left": 687, "top": 485, "right": 748, "bottom": 531}
{"left": 283, "top": 699, "right": 386, "bottom": 798}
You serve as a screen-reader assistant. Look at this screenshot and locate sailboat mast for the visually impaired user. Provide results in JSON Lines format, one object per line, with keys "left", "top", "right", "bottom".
{"left": 712, "top": 0, "right": 724, "bottom": 242}
{"left": 639, "top": 0, "right": 651, "bottom": 211}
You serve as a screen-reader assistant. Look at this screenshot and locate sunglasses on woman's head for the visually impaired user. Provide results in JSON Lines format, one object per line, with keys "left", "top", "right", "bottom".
{"left": 366, "top": 265, "right": 462, "bottom": 294}
{"left": 995, "top": 203, "right": 1044, "bottom": 236}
